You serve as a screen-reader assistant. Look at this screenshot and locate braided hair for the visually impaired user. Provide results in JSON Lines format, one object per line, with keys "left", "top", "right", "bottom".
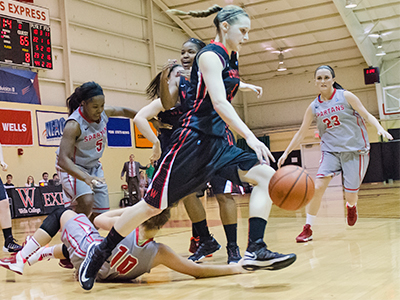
{"left": 314, "top": 65, "right": 344, "bottom": 90}
{"left": 168, "top": 5, "right": 249, "bottom": 38}
{"left": 145, "top": 64, "right": 182, "bottom": 100}
{"left": 66, "top": 81, "right": 104, "bottom": 115}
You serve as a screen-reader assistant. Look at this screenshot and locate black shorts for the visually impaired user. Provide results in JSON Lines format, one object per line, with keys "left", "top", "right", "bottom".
{"left": 209, "top": 176, "right": 243, "bottom": 195}
{"left": 144, "top": 128, "right": 257, "bottom": 209}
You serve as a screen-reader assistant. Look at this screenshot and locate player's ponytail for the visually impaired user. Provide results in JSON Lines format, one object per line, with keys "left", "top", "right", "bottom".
{"left": 168, "top": 5, "right": 248, "bottom": 40}
{"left": 142, "top": 207, "right": 171, "bottom": 230}
{"left": 145, "top": 64, "right": 182, "bottom": 100}
{"left": 66, "top": 81, "right": 104, "bottom": 115}
{"left": 314, "top": 65, "right": 345, "bottom": 90}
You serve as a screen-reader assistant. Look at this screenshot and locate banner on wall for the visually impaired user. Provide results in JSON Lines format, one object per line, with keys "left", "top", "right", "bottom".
{"left": 107, "top": 117, "right": 132, "bottom": 147}
{"left": 0, "top": 108, "right": 33, "bottom": 146}
{"left": 36, "top": 110, "right": 68, "bottom": 147}
{"left": 134, "top": 123, "right": 157, "bottom": 148}
{"left": 0, "top": 68, "right": 41, "bottom": 104}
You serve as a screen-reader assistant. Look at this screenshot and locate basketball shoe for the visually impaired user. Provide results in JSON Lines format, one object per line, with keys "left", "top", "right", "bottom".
{"left": 0, "top": 252, "right": 25, "bottom": 275}
{"left": 296, "top": 224, "right": 313, "bottom": 243}
{"left": 189, "top": 236, "right": 200, "bottom": 253}
{"left": 3, "top": 236, "right": 23, "bottom": 253}
{"left": 242, "top": 239, "right": 296, "bottom": 271}
{"left": 188, "top": 236, "right": 220, "bottom": 262}
{"left": 59, "top": 258, "right": 74, "bottom": 269}
{"left": 79, "top": 241, "right": 109, "bottom": 291}
{"left": 226, "top": 243, "right": 241, "bottom": 264}
{"left": 347, "top": 203, "right": 358, "bottom": 226}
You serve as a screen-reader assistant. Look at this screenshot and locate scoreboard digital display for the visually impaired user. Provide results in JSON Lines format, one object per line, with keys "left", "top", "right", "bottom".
{"left": 0, "top": 0, "right": 52, "bottom": 69}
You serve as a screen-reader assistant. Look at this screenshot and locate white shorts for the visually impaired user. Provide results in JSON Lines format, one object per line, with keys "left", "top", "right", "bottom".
{"left": 57, "top": 162, "right": 109, "bottom": 213}
{"left": 317, "top": 151, "right": 370, "bottom": 193}
{"left": 61, "top": 214, "right": 103, "bottom": 269}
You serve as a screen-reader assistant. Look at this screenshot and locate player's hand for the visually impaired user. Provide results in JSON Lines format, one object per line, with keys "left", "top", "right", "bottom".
{"left": 150, "top": 140, "right": 162, "bottom": 163}
{"left": 160, "top": 59, "right": 178, "bottom": 82}
{"left": 246, "top": 135, "right": 275, "bottom": 165}
{"left": 378, "top": 129, "right": 393, "bottom": 140}
{"left": 277, "top": 153, "right": 288, "bottom": 168}
{"left": 0, "top": 161, "right": 7, "bottom": 171}
{"left": 248, "top": 84, "right": 263, "bottom": 98}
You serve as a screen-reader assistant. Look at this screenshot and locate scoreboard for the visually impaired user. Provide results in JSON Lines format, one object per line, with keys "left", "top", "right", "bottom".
{"left": 0, "top": 0, "right": 52, "bottom": 69}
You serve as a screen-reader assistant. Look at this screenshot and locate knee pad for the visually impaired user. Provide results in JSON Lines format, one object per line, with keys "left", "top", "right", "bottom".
{"left": 39, "top": 207, "right": 69, "bottom": 237}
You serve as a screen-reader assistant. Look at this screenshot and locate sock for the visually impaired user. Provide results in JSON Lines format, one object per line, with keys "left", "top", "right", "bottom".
{"left": 99, "top": 227, "right": 124, "bottom": 252}
{"left": 346, "top": 202, "right": 356, "bottom": 208}
{"left": 27, "top": 246, "right": 55, "bottom": 266}
{"left": 223, "top": 224, "right": 237, "bottom": 245}
{"left": 248, "top": 217, "right": 267, "bottom": 244}
{"left": 20, "top": 236, "right": 41, "bottom": 262}
{"left": 306, "top": 214, "right": 317, "bottom": 226}
{"left": 192, "top": 219, "right": 211, "bottom": 240}
{"left": 2, "top": 228, "right": 12, "bottom": 241}
{"left": 191, "top": 224, "right": 198, "bottom": 238}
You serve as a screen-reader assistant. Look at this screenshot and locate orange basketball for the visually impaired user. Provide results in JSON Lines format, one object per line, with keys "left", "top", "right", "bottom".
{"left": 269, "top": 165, "right": 315, "bottom": 211}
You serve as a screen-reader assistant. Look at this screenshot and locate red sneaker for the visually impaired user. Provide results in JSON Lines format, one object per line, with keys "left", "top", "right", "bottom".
{"left": 189, "top": 236, "right": 200, "bottom": 254}
{"left": 296, "top": 224, "right": 313, "bottom": 243}
{"left": 347, "top": 204, "right": 358, "bottom": 226}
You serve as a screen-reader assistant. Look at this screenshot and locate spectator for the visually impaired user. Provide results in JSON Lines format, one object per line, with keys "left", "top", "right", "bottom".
{"left": 25, "top": 176, "right": 36, "bottom": 187}
{"left": 120, "top": 154, "right": 147, "bottom": 205}
{"left": 139, "top": 171, "right": 147, "bottom": 199}
{"left": 145, "top": 162, "right": 155, "bottom": 186}
{"left": 39, "top": 172, "right": 49, "bottom": 187}
{"left": 4, "top": 174, "right": 14, "bottom": 189}
{"left": 50, "top": 173, "right": 60, "bottom": 186}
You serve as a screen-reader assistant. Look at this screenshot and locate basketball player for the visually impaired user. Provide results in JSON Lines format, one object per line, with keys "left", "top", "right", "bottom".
{"left": 79, "top": 5, "right": 296, "bottom": 290}
{"left": 0, "top": 207, "right": 247, "bottom": 281}
{"left": 277, "top": 65, "right": 393, "bottom": 242}
{"left": 0, "top": 143, "right": 22, "bottom": 252}
{"left": 56, "top": 81, "right": 137, "bottom": 220}
{"left": 137, "top": 38, "right": 263, "bottom": 264}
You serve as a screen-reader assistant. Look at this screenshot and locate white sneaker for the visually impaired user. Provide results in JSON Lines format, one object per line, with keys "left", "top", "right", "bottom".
{"left": 0, "top": 252, "right": 26, "bottom": 275}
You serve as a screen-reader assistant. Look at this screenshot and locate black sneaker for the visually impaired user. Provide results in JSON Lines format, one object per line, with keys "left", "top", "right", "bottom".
{"left": 242, "top": 239, "right": 296, "bottom": 271}
{"left": 227, "top": 242, "right": 241, "bottom": 264}
{"left": 188, "top": 236, "right": 221, "bottom": 262}
{"left": 3, "top": 236, "right": 23, "bottom": 253}
{"left": 79, "top": 241, "right": 110, "bottom": 291}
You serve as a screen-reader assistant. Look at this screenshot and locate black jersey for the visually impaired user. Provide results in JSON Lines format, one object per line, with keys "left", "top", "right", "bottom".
{"left": 181, "top": 41, "right": 240, "bottom": 137}
{"left": 157, "top": 76, "right": 190, "bottom": 153}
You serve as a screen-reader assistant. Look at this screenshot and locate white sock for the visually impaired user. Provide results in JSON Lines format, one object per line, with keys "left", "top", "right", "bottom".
{"left": 306, "top": 214, "right": 317, "bottom": 227}
{"left": 347, "top": 202, "right": 356, "bottom": 207}
{"left": 27, "top": 246, "right": 55, "bottom": 266}
{"left": 20, "top": 236, "right": 41, "bottom": 262}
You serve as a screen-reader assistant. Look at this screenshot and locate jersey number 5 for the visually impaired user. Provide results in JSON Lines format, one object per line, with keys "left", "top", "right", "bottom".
{"left": 110, "top": 245, "right": 138, "bottom": 275}
{"left": 95, "top": 138, "right": 103, "bottom": 152}
{"left": 322, "top": 115, "right": 341, "bottom": 129}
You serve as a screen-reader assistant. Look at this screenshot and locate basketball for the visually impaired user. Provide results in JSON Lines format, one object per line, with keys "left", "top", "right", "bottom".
{"left": 269, "top": 165, "right": 315, "bottom": 211}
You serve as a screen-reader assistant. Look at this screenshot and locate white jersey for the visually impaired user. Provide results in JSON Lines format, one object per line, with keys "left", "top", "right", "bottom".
{"left": 62, "top": 214, "right": 159, "bottom": 281}
{"left": 311, "top": 89, "right": 369, "bottom": 152}
{"left": 56, "top": 107, "right": 108, "bottom": 169}
{"left": 98, "top": 228, "right": 159, "bottom": 281}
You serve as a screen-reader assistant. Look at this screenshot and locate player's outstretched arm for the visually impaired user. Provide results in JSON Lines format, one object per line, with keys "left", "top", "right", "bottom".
{"left": 344, "top": 91, "right": 393, "bottom": 140}
{"left": 152, "top": 243, "right": 245, "bottom": 278}
{"left": 94, "top": 208, "right": 127, "bottom": 231}
{"left": 104, "top": 106, "right": 137, "bottom": 119}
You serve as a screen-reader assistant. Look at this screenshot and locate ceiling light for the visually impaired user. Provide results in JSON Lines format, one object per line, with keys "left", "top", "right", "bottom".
{"left": 377, "top": 36, "right": 383, "bottom": 49}
{"left": 345, "top": 0, "right": 357, "bottom": 8}
{"left": 277, "top": 53, "right": 287, "bottom": 71}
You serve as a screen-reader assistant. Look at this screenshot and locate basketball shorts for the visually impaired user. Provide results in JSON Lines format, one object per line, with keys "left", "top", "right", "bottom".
{"left": 317, "top": 151, "right": 370, "bottom": 193}
{"left": 0, "top": 177, "right": 7, "bottom": 200}
{"left": 61, "top": 213, "right": 103, "bottom": 270}
{"left": 57, "top": 161, "right": 109, "bottom": 213}
{"left": 144, "top": 128, "right": 258, "bottom": 209}
{"left": 209, "top": 176, "right": 244, "bottom": 195}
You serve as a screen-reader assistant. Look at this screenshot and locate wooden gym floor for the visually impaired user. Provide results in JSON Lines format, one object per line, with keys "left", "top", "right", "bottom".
{"left": 0, "top": 180, "right": 399, "bottom": 300}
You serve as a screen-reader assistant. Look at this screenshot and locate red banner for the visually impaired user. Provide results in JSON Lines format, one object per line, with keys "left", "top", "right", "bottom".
{"left": 0, "top": 108, "right": 33, "bottom": 145}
